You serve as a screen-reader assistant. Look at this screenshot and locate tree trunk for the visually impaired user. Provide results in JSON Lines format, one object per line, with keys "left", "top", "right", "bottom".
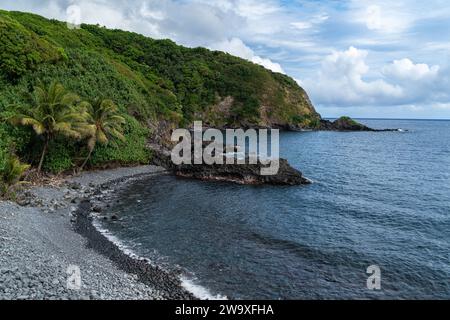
{"left": 37, "top": 135, "right": 49, "bottom": 173}
{"left": 80, "top": 148, "right": 94, "bottom": 172}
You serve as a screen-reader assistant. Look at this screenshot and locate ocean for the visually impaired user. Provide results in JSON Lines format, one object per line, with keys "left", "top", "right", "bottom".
{"left": 101, "top": 119, "right": 450, "bottom": 299}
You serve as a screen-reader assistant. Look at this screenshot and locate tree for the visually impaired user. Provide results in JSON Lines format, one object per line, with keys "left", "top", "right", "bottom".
{"left": 79, "top": 99, "right": 125, "bottom": 171}
{"left": 10, "top": 81, "right": 86, "bottom": 173}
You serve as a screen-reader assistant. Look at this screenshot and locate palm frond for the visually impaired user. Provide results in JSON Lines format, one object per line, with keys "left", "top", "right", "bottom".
{"left": 96, "top": 130, "right": 108, "bottom": 145}
{"left": 60, "top": 92, "right": 80, "bottom": 107}
{"left": 1, "top": 155, "right": 30, "bottom": 186}
{"left": 53, "top": 122, "right": 81, "bottom": 139}
{"left": 10, "top": 115, "right": 46, "bottom": 135}
{"left": 34, "top": 85, "right": 47, "bottom": 105}
{"left": 108, "top": 128, "right": 126, "bottom": 142}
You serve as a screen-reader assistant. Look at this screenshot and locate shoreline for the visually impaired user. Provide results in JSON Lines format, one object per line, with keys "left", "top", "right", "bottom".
{"left": 72, "top": 170, "right": 198, "bottom": 300}
{"left": 0, "top": 165, "right": 210, "bottom": 300}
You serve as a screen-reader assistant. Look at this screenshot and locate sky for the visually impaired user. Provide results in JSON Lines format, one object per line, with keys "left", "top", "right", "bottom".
{"left": 1, "top": 0, "right": 450, "bottom": 119}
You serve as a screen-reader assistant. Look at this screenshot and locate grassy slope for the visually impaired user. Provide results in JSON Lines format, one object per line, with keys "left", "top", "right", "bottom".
{"left": 0, "top": 10, "right": 321, "bottom": 173}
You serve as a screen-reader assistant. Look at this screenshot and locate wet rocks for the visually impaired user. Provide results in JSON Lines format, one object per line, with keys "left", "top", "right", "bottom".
{"left": 75, "top": 199, "right": 195, "bottom": 300}
{"left": 174, "top": 158, "right": 311, "bottom": 185}
{"left": 92, "top": 205, "right": 103, "bottom": 214}
{"left": 68, "top": 182, "right": 82, "bottom": 190}
{"left": 16, "top": 191, "right": 37, "bottom": 207}
{"left": 150, "top": 144, "right": 311, "bottom": 186}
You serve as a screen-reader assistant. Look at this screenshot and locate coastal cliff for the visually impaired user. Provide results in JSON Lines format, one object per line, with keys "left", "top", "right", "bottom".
{"left": 0, "top": 10, "right": 372, "bottom": 177}
{"left": 0, "top": 10, "right": 320, "bottom": 131}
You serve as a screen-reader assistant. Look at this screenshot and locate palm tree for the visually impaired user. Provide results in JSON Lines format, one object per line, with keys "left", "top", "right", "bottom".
{"left": 79, "top": 99, "right": 125, "bottom": 171}
{"left": 10, "top": 81, "right": 86, "bottom": 173}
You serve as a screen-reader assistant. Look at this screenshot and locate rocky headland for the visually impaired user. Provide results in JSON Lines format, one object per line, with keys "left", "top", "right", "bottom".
{"left": 149, "top": 143, "right": 311, "bottom": 186}
{"left": 318, "top": 117, "right": 401, "bottom": 132}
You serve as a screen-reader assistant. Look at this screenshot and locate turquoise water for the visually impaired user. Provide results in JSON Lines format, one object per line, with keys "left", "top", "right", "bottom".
{"left": 103, "top": 120, "right": 450, "bottom": 299}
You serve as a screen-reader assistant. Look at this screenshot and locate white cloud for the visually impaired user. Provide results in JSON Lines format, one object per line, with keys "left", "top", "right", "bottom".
{"left": 234, "top": 0, "right": 281, "bottom": 18}
{"left": 365, "top": 5, "right": 383, "bottom": 30}
{"left": 301, "top": 47, "right": 403, "bottom": 106}
{"left": 291, "top": 14, "right": 328, "bottom": 31}
{"left": 251, "top": 56, "right": 284, "bottom": 74}
{"left": 381, "top": 59, "right": 447, "bottom": 105}
{"left": 209, "top": 38, "right": 285, "bottom": 73}
{"left": 352, "top": 2, "right": 412, "bottom": 33}
{"left": 434, "top": 103, "right": 450, "bottom": 110}
{"left": 291, "top": 21, "right": 313, "bottom": 30}
{"left": 139, "top": 2, "right": 165, "bottom": 21}
{"left": 300, "top": 46, "right": 450, "bottom": 108}
{"left": 74, "top": 0, "right": 132, "bottom": 30}
{"left": 383, "top": 59, "right": 439, "bottom": 81}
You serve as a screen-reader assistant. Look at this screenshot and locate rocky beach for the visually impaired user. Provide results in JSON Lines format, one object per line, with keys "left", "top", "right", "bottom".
{"left": 0, "top": 3, "right": 448, "bottom": 304}
{"left": 0, "top": 166, "right": 197, "bottom": 300}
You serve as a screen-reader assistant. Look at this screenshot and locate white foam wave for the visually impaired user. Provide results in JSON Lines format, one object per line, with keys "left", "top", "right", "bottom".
{"left": 180, "top": 276, "right": 228, "bottom": 300}
{"left": 92, "top": 219, "right": 226, "bottom": 300}
{"left": 93, "top": 220, "right": 144, "bottom": 261}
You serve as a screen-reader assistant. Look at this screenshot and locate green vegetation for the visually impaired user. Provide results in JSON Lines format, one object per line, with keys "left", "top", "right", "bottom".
{"left": 0, "top": 153, "right": 30, "bottom": 199}
{"left": 291, "top": 114, "right": 321, "bottom": 128}
{"left": 2, "top": 80, "right": 143, "bottom": 175}
{"left": 0, "top": 128, "right": 11, "bottom": 181}
{"left": 0, "top": 13, "right": 66, "bottom": 82}
{"left": 0, "top": 10, "right": 319, "bottom": 176}
{"left": 79, "top": 99, "right": 125, "bottom": 171}
{"left": 10, "top": 81, "right": 87, "bottom": 172}
{"left": 338, "top": 116, "right": 359, "bottom": 126}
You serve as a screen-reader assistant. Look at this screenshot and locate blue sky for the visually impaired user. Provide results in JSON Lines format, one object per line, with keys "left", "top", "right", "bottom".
{"left": 2, "top": 0, "right": 450, "bottom": 119}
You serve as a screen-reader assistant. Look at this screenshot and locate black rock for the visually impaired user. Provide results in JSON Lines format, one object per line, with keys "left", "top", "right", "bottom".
{"left": 318, "top": 116, "right": 399, "bottom": 132}
{"left": 150, "top": 144, "right": 310, "bottom": 186}
{"left": 319, "top": 117, "right": 374, "bottom": 131}
{"left": 70, "top": 197, "right": 79, "bottom": 204}
{"left": 92, "top": 206, "right": 103, "bottom": 213}
{"left": 68, "top": 182, "right": 82, "bottom": 190}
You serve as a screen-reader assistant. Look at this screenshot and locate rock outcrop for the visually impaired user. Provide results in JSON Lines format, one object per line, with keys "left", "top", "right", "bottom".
{"left": 319, "top": 117, "right": 374, "bottom": 131}
{"left": 318, "top": 117, "right": 400, "bottom": 132}
{"left": 149, "top": 144, "right": 311, "bottom": 186}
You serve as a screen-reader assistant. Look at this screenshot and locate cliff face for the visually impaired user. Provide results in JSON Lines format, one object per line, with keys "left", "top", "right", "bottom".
{"left": 0, "top": 10, "right": 321, "bottom": 131}
{"left": 0, "top": 10, "right": 383, "bottom": 178}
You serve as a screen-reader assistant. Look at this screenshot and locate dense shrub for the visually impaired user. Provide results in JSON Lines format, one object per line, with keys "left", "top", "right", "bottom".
{"left": 0, "top": 14, "right": 65, "bottom": 81}
{"left": 90, "top": 115, "right": 151, "bottom": 166}
{"left": 0, "top": 153, "right": 29, "bottom": 198}
{"left": 42, "top": 139, "right": 76, "bottom": 174}
{"left": 0, "top": 125, "right": 30, "bottom": 198}
{"left": 0, "top": 125, "right": 10, "bottom": 174}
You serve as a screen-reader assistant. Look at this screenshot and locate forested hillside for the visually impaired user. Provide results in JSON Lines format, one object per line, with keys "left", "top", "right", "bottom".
{"left": 0, "top": 10, "right": 320, "bottom": 178}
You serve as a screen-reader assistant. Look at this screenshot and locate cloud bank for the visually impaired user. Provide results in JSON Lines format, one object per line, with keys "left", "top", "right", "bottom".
{"left": 1, "top": 0, "right": 450, "bottom": 118}
{"left": 300, "top": 47, "right": 449, "bottom": 110}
